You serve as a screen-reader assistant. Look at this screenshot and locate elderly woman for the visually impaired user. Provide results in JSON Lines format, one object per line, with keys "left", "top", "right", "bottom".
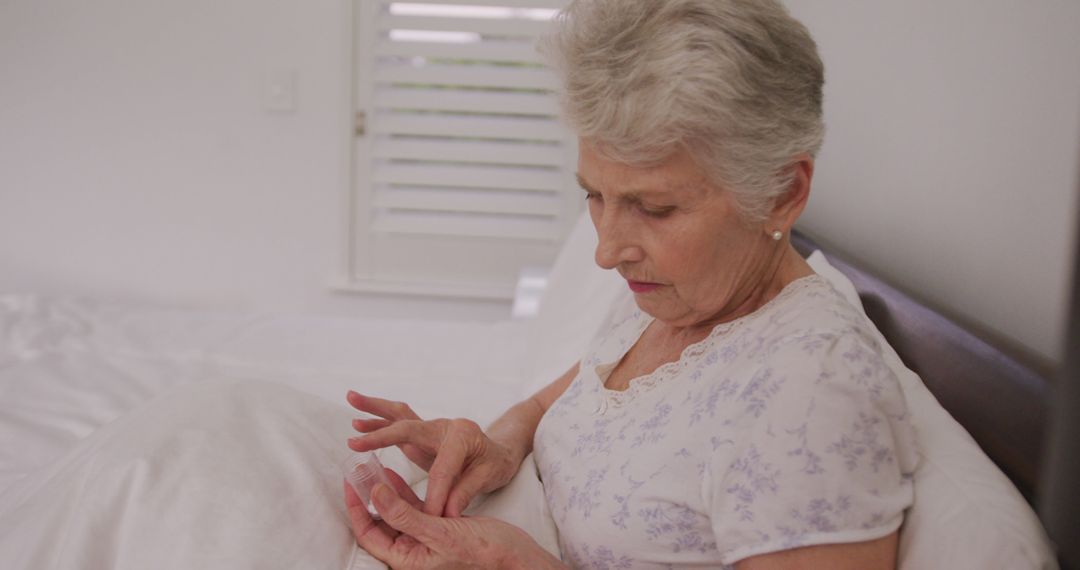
{"left": 343, "top": 0, "right": 919, "bottom": 568}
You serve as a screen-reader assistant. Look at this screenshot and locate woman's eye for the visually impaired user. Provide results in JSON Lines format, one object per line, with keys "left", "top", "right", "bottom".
{"left": 640, "top": 205, "right": 675, "bottom": 218}
{"left": 584, "top": 191, "right": 601, "bottom": 202}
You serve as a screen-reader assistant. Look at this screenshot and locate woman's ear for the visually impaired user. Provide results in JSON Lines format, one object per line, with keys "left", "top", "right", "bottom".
{"left": 768, "top": 154, "right": 814, "bottom": 234}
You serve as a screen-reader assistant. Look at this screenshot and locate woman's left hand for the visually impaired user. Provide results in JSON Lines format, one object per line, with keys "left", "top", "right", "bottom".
{"left": 344, "top": 468, "right": 564, "bottom": 570}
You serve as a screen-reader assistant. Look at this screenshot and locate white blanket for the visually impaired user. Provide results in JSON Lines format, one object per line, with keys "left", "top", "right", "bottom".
{"left": 0, "top": 380, "right": 559, "bottom": 569}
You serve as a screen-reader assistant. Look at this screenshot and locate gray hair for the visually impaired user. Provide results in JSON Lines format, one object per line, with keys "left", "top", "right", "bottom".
{"left": 541, "top": 0, "right": 825, "bottom": 222}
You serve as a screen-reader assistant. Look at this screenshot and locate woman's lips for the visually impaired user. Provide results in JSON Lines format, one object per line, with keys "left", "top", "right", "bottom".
{"left": 627, "top": 280, "right": 662, "bottom": 293}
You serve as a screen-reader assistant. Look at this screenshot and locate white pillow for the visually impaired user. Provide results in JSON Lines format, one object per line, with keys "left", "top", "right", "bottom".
{"left": 806, "top": 250, "right": 1058, "bottom": 569}
{"left": 525, "top": 212, "right": 624, "bottom": 394}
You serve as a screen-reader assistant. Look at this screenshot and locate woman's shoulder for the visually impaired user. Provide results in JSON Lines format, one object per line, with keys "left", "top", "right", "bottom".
{"left": 771, "top": 273, "right": 869, "bottom": 328}
{"left": 750, "top": 274, "right": 885, "bottom": 360}
{"left": 690, "top": 274, "right": 878, "bottom": 364}
{"left": 703, "top": 274, "right": 910, "bottom": 420}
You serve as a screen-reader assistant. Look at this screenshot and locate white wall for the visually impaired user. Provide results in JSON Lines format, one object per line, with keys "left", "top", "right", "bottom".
{"left": 0, "top": 0, "right": 508, "bottom": 321}
{"left": 1, "top": 0, "right": 1078, "bottom": 357}
{"left": 786, "top": 0, "right": 1080, "bottom": 362}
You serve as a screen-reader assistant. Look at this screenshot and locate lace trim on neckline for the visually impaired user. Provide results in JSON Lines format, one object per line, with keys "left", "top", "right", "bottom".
{"left": 595, "top": 274, "right": 828, "bottom": 409}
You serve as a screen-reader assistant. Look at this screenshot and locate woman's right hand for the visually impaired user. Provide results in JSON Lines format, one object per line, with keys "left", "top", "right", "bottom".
{"left": 346, "top": 391, "right": 521, "bottom": 518}
{"left": 346, "top": 475, "right": 566, "bottom": 570}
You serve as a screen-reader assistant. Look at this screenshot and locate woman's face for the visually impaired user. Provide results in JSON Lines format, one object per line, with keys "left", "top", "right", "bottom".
{"left": 578, "top": 141, "right": 779, "bottom": 329}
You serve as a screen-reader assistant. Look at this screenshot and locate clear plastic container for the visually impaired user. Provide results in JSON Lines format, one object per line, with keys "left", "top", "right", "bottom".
{"left": 341, "top": 451, "right": 392, "bottom": 519}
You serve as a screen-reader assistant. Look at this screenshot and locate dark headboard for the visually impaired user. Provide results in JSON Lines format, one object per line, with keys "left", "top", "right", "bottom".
{"left": 791, "top": 229, "right": 1053, "bottom": 503}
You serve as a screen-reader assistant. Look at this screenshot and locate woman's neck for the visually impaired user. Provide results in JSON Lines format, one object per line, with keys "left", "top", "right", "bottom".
{"left": 660, "top": 245, "right": 815, "bottom": 344}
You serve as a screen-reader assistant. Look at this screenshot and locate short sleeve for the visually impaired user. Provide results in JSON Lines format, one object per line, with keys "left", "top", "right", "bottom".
{"left": 706, "top": 330, "right": 921, "bottom": 565}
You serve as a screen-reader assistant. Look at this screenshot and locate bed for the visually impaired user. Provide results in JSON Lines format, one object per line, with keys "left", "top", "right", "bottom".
{"left": 0, "top": 215, "right": 1061, "bottom": 569}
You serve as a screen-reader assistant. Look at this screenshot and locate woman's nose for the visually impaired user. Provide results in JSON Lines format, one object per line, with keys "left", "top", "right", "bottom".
{"left": 593, "top": 210, "right": 644, "bottom": 269}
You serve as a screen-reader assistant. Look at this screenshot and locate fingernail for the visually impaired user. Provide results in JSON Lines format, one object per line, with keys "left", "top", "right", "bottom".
{"left": 372, "top": 483, "right": 392, "bottom": 507}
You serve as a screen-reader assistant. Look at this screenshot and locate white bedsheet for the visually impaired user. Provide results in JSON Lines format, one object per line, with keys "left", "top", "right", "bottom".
{"left": 0, "top": 294, "right": 533, "bottom": 498}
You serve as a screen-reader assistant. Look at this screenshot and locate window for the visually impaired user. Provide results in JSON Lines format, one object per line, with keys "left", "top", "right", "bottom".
{"left": 338, "top": 0, "right": 577, "bottom": 299}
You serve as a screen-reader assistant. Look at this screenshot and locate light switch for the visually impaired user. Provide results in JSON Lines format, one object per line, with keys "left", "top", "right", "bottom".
{"left": 264, "top": 70, "right": 297, "bottom": 113}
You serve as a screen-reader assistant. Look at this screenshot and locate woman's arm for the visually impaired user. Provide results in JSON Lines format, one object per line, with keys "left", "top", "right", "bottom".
{"left": 735, "top": 530, "right": 899, "bottom": 570}
{"left": 347, "top": 362, "right": 580, "bottom": 517}
{"left": 484, "top": 362, "right": 580, "bottom": 467}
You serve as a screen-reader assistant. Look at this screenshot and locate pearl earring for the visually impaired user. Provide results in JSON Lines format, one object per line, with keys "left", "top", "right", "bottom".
{"left": 771, "top": 230, "right": 783, "bottom": 241}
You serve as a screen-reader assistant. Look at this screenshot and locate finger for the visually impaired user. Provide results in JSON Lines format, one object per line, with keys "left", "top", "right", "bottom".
{"left": 348, "top": 420, "right": 431, "bottom": 453}
{"left": 352, "top": 418, "right": 392, "bottom": 433}
{"left": 444, "top": 463, "right": 491, "bottom": 518}
{"left": 383, "top": 467, "right": 424, "bottom": 511}
{"left": 422, "top": 436, "right": 468, "bottom": 516}
{"left": 398, "top": 443, "right": 435, "bottom": 471}
{"left": 371, "top": 483, "right": 447, "bottom": 548}
{"left": 343, "top": 480, "right": 397, "bottom": 557}
{"left": 347, "top": 391, "right": 421, "bottom": 421}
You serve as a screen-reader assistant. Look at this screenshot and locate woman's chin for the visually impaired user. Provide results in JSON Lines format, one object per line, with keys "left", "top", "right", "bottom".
{"left": 631, "top": 294, "right": 677, "bottom": 321}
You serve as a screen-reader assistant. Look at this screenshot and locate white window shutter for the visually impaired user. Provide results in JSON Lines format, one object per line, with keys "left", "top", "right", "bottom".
{"left": 344, "top": 0, "right": 578, "bottom": 300}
